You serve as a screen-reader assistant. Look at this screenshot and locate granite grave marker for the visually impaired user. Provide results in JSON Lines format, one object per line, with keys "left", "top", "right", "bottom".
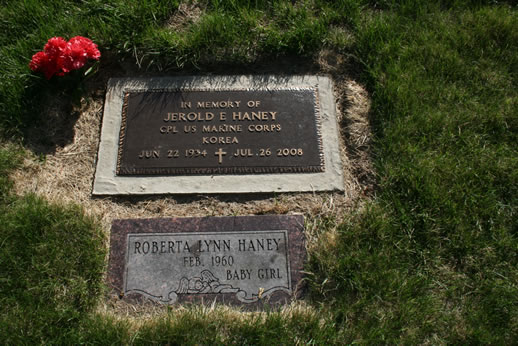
{"left": 107, "top": 215, "right": 305, "bottom": 306}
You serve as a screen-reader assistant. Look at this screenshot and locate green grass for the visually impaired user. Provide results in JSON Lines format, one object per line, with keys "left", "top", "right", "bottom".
{"left": 0, "top": 0, "right": 517, "bottom": 344}
{"left": 310, "top": 3, "right": 518, "bottom": 343}
{"left": 0, "top": 153, "right": 106, "bottom": 343}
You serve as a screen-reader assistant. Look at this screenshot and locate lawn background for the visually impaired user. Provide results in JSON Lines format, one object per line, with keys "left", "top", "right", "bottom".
{"left": 0, "top": 0, "right": 517, "bottom": 344}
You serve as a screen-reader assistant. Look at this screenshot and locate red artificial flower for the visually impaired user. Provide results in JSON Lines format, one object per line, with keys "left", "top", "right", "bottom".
{"left": 29, "top": 51, "right": 48, "bottom": 71}
{"left": 43, "top": 37, "right": 67, "bottom": 58}
{"left": 65, "top": 41, "right": 88, "bottom": 71}
{"left": 29, "top": 36, "right": 101, "bottom": 79}
{"left": 70, "top": 36, "right": 101, "bottom": 60}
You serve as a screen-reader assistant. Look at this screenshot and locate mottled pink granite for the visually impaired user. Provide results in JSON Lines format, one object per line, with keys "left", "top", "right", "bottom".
{"left": 107, "top": 215, "right": 305, "bottom": 308}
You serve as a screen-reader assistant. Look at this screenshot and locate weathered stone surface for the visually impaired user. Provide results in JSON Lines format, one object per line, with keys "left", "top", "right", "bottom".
{"left": 93, "top": 75, "right": 344, "bottom": 194}
{"left": 107, "top": 215, "right": 305, "bottom": 307}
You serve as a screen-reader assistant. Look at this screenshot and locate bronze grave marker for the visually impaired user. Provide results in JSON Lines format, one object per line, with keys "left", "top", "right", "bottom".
{"left": 117, "top": 89, "right": 324, "bottom": 175}
{"left": 93, "top": 76, "right": 344, "bottom": 194}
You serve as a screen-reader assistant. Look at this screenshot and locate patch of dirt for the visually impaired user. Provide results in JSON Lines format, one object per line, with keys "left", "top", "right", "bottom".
{"left": 10, "top": 49, "right": 374, "bottom": 315}
{"left": 167, "top": 1, "right": 205, "bottom": 31}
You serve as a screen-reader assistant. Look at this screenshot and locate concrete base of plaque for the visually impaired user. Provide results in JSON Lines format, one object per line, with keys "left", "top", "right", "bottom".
{"left": 107, "top": 215, "right": 305, "bottom": 307}
{"left": 93, "top": 75, "right": 343, "bottom": 195}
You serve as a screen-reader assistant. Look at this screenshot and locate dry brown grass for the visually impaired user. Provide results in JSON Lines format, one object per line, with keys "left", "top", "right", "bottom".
{"left": 10, "top": 50, "right": 374, "bottom": 316}
{"left": 12, "top": 84, "right": 372, "bottom": 229}
{"left": 96, "top": 297, "right": 325, "bottom": 334}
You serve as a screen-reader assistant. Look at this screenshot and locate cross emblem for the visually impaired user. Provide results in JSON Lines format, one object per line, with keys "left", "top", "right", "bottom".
{"left": 214, "top": 148, "right": 227, "bottom": 164}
